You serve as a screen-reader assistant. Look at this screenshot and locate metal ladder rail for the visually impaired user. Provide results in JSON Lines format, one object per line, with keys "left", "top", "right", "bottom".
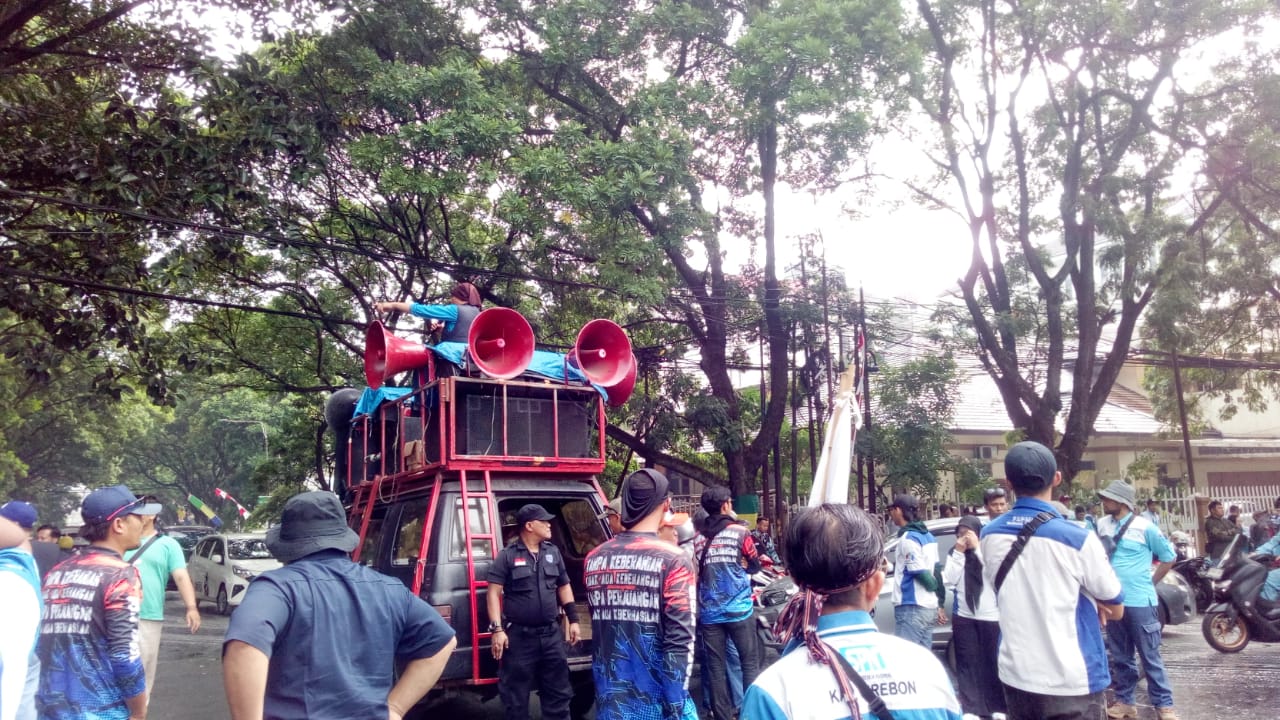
{"left": 459, "top": 468, "right": 498, "bottom": 684}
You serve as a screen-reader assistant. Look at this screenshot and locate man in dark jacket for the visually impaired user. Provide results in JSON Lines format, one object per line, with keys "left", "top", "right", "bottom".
{"left": 1204, "top": 501, "right": 1239, "bottom": 559}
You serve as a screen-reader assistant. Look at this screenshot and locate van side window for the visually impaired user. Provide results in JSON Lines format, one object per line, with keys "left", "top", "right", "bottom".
{"left": 559, "top": 499, "right": 609, "bottom": 557}
{"left": 449, "top": 497, "right": 493, "bottom": 562}
{"left": 392, "top": 500, "right": 429, "bottom": 566}
{"left": 195, "top": 539, "right": 210, "bottom": 559}
{"left": 357, "top": 514, "right": 386, "bottom": 567}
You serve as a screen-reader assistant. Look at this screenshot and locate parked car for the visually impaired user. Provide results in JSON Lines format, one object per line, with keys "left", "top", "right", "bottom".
{"left": 875, "top": 516, "right": 1193, "bottom": 659}
{"left": 187, "top": 533, "right": 281, "bottom": 615}
{"left": 163, "top": 525, "right": 217, "bottom": 560}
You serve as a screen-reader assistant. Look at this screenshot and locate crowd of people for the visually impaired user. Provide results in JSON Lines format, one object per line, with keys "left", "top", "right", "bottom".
{"left": 7, "top": 453, "right": 1280, "bottom": 720}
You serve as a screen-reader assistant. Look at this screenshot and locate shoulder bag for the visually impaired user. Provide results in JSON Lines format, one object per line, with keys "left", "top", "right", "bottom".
{"left": 993, "top": 512, "right": 1054, "bottom": 593}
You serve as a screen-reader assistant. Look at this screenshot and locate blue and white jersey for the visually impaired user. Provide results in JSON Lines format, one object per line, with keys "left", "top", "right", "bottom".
{"left": 741, "top": 610, "right": 962, "bottom": 720}
{"left": 892, "top": 529, "right": 939, "bottom": 609}
{"left": 980, "top": 498, "right": 1123, "bottom": 696}
{"left": 1096, "top": 512, "right": 1175, "bottom": 608}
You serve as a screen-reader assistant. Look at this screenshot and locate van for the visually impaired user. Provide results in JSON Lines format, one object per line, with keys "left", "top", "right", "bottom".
{"left": 330, "top": 369, "right": 615, "bottom": 717}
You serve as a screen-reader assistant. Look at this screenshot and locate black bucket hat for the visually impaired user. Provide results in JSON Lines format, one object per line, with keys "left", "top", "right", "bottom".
{"left": 266, "top": 491, "right": 359, "bottom": 563}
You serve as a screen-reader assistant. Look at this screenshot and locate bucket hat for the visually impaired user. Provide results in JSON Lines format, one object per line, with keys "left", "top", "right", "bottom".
{"left": 1097, "top": 479, "right": 1137, "bottom": 510}
{"left": 265, "top": 491, "right": 358, "bottom": 563}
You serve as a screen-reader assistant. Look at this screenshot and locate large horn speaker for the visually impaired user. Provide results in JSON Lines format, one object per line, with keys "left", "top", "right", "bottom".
{"left": 364, "top": 321, "right": 434, "bottom": 389}
{"left": 467, "top": 307, "right": 535, "bottom": 379}
{"left": 604, "top": 353, "right": 638, "bottom": 407}
{"left": 569, "top": 319, "right": 633, "bottom": 386}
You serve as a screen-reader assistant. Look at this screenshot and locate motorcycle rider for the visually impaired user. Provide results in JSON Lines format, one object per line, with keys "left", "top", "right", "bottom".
{"left": 1252, "top": 533, "right": 1280, "bottom": 604}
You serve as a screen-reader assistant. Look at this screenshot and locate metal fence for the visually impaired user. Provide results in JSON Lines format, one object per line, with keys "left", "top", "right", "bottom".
{"left": 1158, "top": 485, "right": 1280, "bottom": 548}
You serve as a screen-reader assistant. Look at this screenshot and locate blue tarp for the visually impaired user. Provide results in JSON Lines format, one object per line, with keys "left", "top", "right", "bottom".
{"left": 353, "top": 386, "right": 413, "bottom": 418}
{"left": 430, "top": 343, "right": 607, "bottom": 398}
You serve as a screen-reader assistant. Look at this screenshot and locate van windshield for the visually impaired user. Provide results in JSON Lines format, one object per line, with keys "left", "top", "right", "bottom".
{"left": 228, "top": 539, "right": 273, "bottom": 560}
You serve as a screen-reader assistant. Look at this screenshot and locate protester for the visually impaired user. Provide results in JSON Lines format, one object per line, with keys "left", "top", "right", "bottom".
{"left": 1096, "top": 480, "right": 1179, "bottom": 720}
{"left": 887, "top": 493, "right": 944, "bottom": 649}
{"left": 121, "top": 496, "right": 200, "bottom": 707}
{"left": 1204, "top": 500, "right": 1238, "bottom": 560}
{"left": 658, "top": 511, "right": 691, "bottom": 547}
{"left": 223, "top": 491, "right": 456, "bottom": 720}
{"left": 374, "top": 281, "right": 484, "bottom": 343}
{"left": 38, "top": 485, "right": 150, "bottom": 720}
{"left": 585, "top": 469, "right": 697, "bottom": 720}
{"left": 1250, "top": 510, "right": 1272, "bottom": 550}
{"left": 750, "top": 517, "right": 781, "bottom": 564}
{"left": 695, "top": 486, "right": 768, "bottom": 720}
{"left": 980, "top": 442, "right": 1123, "bottom": 720}
{"left": 1141, "top": 499, "right": 1162, "bottom": 527}
{"left": 941, "top": 515, "right": 1005, "bottom": 719}
{"left": 1250, "top": 532, "right": 1280, "bottom": 603}
{"left": 1227, "top": 505, "right": 1242, "bottom": 528}
{"left": 741, "top": 503, "right": 961, "bottom": 719}
{"left": 1072, "top": 504, "right": 1097, "bottom": 531}
{"left": 600, "top": 497, "right": 623, "bottom": 536}
{"left": 486, "top": 503, "right": 580, "bottom": 720}
{"left": 983, "top": 487, "right": 1009, "bottom": 518}
{"left": 35, "top": 525, "right": 59, "bottom": 543}
{"left": 1, "top": 502, "right": 61, "bottom": 579}
{"left": 1, "top": 512, "right": 41, "bottom": 720}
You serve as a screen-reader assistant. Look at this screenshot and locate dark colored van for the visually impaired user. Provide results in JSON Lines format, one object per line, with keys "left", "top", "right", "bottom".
{"left": 328, "top": 372, "right": 613, "bottom": 716}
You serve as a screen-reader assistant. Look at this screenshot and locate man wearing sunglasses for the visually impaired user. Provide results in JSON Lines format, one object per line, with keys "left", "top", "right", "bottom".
{"left": 38, "top": 485, "right": 155, "bottom": 720}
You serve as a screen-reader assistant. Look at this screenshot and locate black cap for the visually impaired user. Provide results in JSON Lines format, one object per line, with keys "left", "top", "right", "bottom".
{"left": 1004, "top": 441, "right": 1057, "bottom": 491}
{"left": 516, "top": 504, "right": 555, "bottom": 525}
{"left": 889, "top": 493, "right": 919, "bottom": 511}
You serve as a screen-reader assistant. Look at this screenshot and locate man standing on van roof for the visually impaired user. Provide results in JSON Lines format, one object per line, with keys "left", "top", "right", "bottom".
{"left": 585, "top": 469, "right": 697, "bottom": 720}
{"left": 223, "top": 491, "right": 456, "bottom": 720}
{"left": 980, "top": 442, "right": 1124, "bottom": 720}
{"left": 486, "top": 503, "right": 580, "bottom": 720}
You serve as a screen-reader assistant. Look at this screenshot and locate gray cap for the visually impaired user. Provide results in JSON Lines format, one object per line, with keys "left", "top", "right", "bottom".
{"left": 1097, "top": 479, "right": 1137, "bottom": 510}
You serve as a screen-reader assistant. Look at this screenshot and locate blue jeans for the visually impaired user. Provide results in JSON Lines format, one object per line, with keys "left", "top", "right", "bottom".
{"left": 894, "top": 604, "right": 934, "bottom": 650}
{"left": 1262, "top": 567, "right": 1280, "bottom": 602}
{"left": 19, "top": 654, "right": 38, "bottom": 720}
{"left": 1105, "top": 604, "right": 1173, "bottom": 708}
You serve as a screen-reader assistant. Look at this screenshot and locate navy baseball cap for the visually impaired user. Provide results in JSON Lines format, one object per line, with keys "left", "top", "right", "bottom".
{"left": 516, "top": 504, "right": 555, "bottom": 525}
{"left": 1004, "top": 441, "right": 1057, "bottom": 491}
{"left": 81, "top": 485, "right": 159, "bottom": 525}
{"left": 0, "top": 500, "right": 37, "bottom": 529}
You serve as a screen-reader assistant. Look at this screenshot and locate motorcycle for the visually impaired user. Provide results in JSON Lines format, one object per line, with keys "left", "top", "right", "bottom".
{"left": 1201, "top": 534, "right": 1280, "bottom": 653}
{"left": 752, "top": 568, "right": 795, "bottom": 654}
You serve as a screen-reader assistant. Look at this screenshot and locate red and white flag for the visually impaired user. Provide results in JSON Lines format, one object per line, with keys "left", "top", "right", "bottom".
{"left": 214, "top": 488, "right": 250, "bottom": 519}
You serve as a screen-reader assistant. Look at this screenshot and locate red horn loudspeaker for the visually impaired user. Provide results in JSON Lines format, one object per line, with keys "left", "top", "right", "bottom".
{"left": 467, "top": 307, "right": 535, "bottom": 380}
{"left": 569, "top": 319, "right": 633, "bottom": 386}
{"left": 604, "top": 353, "right": 638, "bottom": 407}
{"left": 364, "top": 321, "right": 434, "bottom": 390}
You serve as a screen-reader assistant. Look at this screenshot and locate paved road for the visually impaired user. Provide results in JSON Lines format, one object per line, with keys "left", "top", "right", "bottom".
{"left": 149, "top": 595, "right": 1279, "bottom": 719}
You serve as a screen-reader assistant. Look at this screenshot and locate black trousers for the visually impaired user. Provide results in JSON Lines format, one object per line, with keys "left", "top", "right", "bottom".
{"left": 499, "top": 623, "right": 572, "bottom": 720}
{"left": 700, "top": 617, "right": 762, "bottom": 720}
{"left": 1003, "top": 684, "right": 1106, "bottom": 720}
{"left": 952, "top": 615, "right": 1006, "bottom": 717}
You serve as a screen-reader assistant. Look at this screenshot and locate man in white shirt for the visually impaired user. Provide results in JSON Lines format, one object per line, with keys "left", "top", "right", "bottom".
{"left": 980, "top": 442, "right": 1124, "bottom": 720}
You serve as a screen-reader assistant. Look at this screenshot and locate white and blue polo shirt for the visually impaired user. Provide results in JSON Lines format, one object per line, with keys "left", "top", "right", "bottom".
{"left": 980, "top": 498, "right": 1124, "bottom": 696}
{"left": 741, "top": 610, "right": 962, "bottom": 720}
{"left": 893, "top": 528, "right": 939, "bottom": 609}
{"left": 1096, "top": 511, "right": 1175, "bottom": 607}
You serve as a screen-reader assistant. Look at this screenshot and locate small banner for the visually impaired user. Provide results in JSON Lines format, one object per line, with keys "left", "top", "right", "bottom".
{"left": 214, "top": 487, "right": 251, "bottom": 519}
{"left": 188, "top": 494, "right": 223, "bottom": 528}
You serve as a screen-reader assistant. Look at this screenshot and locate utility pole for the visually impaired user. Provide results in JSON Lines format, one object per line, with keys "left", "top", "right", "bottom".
{"left": 860, "top": 287, "right": 876, "bottom": 513}
{"left": 1170, "top": 351, "right": 1197, "bottom": 489}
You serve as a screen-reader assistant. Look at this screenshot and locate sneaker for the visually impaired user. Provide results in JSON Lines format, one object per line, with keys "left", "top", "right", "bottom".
{"left": 1106, "top": 703, "right": 1137, "bottom": 719}
{"left": 1156, "top": 708, "right": 1180, "bottom": 720}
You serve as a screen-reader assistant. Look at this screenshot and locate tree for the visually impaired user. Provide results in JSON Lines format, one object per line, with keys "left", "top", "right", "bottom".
{"left": 866, "top": 353, "right": 967, "bottom": 501}
{"left": 910, "top": 0, "right": 1278, "bottom": 481}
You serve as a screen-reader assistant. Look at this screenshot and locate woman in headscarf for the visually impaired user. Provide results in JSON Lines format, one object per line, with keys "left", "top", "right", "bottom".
{"left": 375, "top": 282, "right": 482, "bottom": 343}
{"left": 941, "top": 515, "right": 1005, "bottom": 719}
{"left": 740, "top": 504, "right": 961, "bottom": 720}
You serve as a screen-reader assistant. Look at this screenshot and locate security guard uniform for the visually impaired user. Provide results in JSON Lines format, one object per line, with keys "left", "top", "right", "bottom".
{"left": 486, "top": 536, "right": 576, "bottom": 720}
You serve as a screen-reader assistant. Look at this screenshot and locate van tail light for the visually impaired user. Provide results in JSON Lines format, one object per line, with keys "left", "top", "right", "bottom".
{"left": 432, "top": 604, "right": 452, "bottom": 622}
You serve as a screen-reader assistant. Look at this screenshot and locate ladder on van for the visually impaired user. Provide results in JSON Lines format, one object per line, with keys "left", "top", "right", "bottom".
{"left": 459, "top": 468, "right": 499, "bottom": 685}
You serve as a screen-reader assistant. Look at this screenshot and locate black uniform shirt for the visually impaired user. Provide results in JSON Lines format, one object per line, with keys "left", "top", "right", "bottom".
{"left": 486, "top": 539, "right": 570, "bottom": 626}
